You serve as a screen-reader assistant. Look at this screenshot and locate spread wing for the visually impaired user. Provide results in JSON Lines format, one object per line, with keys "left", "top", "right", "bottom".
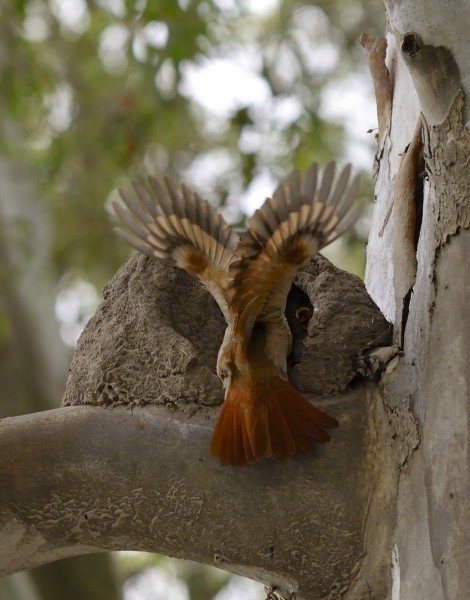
{"left": 229, "top": 161, "right": 362, "bottom": 363}
{"left": 113, "top": 177, "right": 240, "bottom": 322}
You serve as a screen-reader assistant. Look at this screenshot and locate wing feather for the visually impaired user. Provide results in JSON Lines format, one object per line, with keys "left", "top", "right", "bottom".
{"left": 285, "top": 169, "right": 303, "bottom": 212}
{"left": 113, "top": 177, "right": 239, "bottom": 321}
{"left": 114, "top": 227, "right": 155, "bottom": 258}
{"left": 303, "top": 162, "right": 318, "bottom": 199}
{"left": 317, "top": 161, "right": 336, "bottom": 203}
{"left": 132, "top": 180, "right": 160, "bottom": 219}
{"left": 113, "top": 199, "right": 156, "bottom": 246}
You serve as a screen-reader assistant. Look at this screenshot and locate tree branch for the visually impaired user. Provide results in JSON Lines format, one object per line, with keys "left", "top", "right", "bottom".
{"left": 1, "top": 393, "right": 383, "bottom": 599}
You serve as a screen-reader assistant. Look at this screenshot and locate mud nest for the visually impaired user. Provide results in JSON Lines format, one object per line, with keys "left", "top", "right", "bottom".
{"left": 63, "top": 254, "right": 392, "bottom": 411}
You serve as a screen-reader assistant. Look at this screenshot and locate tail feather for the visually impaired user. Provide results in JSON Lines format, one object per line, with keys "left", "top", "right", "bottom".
{"left": 267, "top": 397, "right": 296, "bottom": 458}
{"left": 210, "top": 377, "right": 338, "bottom": 465}
{"left": 241, "top": 420, "right": 256, "bottom": 464}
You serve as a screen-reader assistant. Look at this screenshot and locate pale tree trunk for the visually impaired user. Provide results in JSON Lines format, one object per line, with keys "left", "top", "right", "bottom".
{"left": 0, "top": 159, "right": 121, "bottom": 599}
{"left": 362, "top": 1, "right": 470, "bottom": 599}
{"left": 0, "top": 158, "right": 69, "bottom": 414}
{"left": 1, "top": 2, "right": 469, "bottom": 600}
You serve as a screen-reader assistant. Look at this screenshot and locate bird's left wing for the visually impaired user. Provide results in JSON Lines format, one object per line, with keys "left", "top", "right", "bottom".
{"left": 113, "top": 177, "right": 239, "bottom": 322}
{"left": 229, "top": 161, "right": 362, "bottom": 363}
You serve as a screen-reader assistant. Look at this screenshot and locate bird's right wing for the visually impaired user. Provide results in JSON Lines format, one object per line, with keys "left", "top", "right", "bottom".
{"left": 113, "top": 177, "right": 239, "bottom": 322}
{"left": 228, "top": 161, "right": 362, "bottom": 364}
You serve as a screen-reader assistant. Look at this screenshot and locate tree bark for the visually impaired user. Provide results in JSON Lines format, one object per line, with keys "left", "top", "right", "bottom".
{"left": 363, "top": 1, "right": 470, "bottom": 599}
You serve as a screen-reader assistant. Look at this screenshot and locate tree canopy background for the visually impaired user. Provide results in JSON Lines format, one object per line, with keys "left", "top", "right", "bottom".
{"left": 0, "top": 0, "right": 384, "bottom": 598}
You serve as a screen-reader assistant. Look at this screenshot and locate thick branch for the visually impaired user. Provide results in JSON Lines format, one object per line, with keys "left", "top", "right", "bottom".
{"left": 1, "top": 394, "right": 386, "bottom": 600}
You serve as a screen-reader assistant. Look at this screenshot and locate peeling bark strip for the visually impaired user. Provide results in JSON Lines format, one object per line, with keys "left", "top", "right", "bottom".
{"left": 424, "top": 91, "right": 470, "bottom": 247}
{"left": 392, "top": 119, "right": 423, "bottom": 346}
{"left": 359, "top": 34, "right": 392, "bottom": 149}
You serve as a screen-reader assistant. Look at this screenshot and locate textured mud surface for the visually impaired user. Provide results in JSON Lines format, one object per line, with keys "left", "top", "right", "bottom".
{"left": 63, "top": 253, "right": 391, "bottom": 410}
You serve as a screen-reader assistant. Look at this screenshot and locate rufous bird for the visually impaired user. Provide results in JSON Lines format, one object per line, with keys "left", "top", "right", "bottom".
{"left": 113, "top": 162, "right": 362, "bottom": 465}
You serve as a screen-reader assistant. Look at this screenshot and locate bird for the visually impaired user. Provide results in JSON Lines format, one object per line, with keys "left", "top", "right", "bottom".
{"left": 113, "top": 161, "right": 362, "bottom": 465}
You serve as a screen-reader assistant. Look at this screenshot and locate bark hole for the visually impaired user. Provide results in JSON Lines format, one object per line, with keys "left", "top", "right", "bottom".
{"left": 401, "top": 33, "right": 421, "bottom": 58}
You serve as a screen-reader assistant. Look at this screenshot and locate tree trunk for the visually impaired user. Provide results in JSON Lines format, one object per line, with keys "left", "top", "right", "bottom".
{"left": 362, "top": 1, "right": 470, "bottom": 599}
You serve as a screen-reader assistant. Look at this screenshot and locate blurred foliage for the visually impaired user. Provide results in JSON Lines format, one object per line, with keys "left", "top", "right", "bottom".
{"left": 115, "top": 553, "right": 231, "bottom": 600}
{"left": 28, "top": 554, "right": 122, "bottom": 600}
{"left": 0, "top": 0, "right": 383, "bottom": 288}
{"left": 0, "top": 0, "right": 384, "bottom": 598}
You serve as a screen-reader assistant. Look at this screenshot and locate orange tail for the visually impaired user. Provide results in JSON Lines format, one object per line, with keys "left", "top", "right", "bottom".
{"left": 210, "top": 377, "right": 338, "bottom": 465}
